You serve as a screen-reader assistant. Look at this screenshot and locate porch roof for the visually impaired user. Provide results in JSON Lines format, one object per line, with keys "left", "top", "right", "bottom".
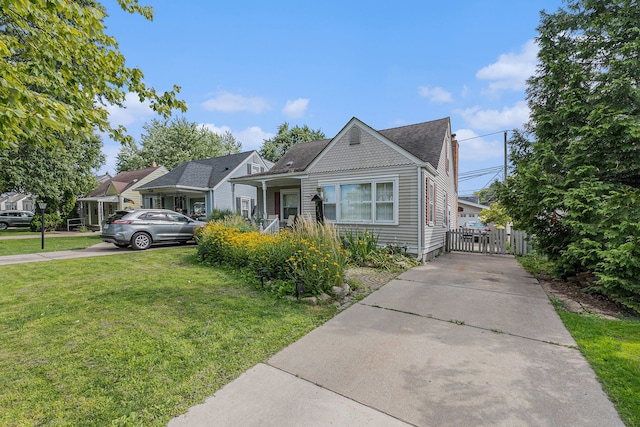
{"left": 77, "top": 196, "right": 119, "bottom": 203}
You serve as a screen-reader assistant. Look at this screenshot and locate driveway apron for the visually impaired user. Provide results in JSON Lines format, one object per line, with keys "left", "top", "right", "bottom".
{"left": 169, "top": 252, "right": 623, "bottom": 427}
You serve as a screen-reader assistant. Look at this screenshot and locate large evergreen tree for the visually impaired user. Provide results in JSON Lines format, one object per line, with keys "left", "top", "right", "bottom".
{"left": 501, "top": 0, "right": 640, "bottom": 311}
{"left": 259, "top": 123, "right": 325, "bottom": 162}
{"left": 116, "top": 118, "right": 242, "bottom": 171}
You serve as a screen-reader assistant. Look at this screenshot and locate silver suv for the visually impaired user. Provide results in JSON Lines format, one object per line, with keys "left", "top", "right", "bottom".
{"left": 100, "top": 209, "right": 206, "bottom": 250}
{"left": 0, "top": 210, "right": 35, "bottom": 229}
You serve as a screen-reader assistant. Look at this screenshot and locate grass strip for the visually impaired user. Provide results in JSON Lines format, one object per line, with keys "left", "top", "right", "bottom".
{"left": 0, "top": 236, "right": 102, "bottom": 255}
{"left": 0, "top": 249, "right": 334, "bottom": 426}
{"left": 557, "top": 311, "right": 640, "bottom": 427}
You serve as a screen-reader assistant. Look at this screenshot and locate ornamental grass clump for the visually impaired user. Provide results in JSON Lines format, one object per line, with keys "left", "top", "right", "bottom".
{"left": 195, "top": 215, "right": 347, "bottom": 297}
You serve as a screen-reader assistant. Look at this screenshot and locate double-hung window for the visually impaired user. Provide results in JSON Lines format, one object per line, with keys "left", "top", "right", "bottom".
{"left": 321, "top": 177, "right": 398, "bottom": 224}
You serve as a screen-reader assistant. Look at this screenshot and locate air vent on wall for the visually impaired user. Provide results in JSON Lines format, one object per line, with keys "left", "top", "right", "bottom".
{"left": 349, "top": 127, "right": 361, "bottom": 145}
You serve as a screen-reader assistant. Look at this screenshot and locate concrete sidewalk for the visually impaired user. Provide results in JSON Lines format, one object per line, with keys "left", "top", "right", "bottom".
{"left": 168, "top": 253, "right": 623, "bottom": 427}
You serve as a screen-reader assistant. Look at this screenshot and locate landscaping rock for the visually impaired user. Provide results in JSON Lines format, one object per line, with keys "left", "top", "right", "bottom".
{"left": 300, "top": 296, "right": 317, "bottom": 305}
{"left": 332, "top": 286, "right": 346, "bottom": 298}
{"left": 318, "top": 293, "right": 332, "bottom": 303}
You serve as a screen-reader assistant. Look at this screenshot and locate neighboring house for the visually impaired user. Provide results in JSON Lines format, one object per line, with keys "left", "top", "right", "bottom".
{"left": 136, "top": 151, "right": 271, "bottom": 218}
{"left": 0, "top": 192, "right": 36, "bottom": 212}
{"left": 232, "top": 117, "right": 459, "bottom": 260}
{"left": 77, "top": 165, "right": 169, "bottom": 230}
{"left": 458, "top": 197, "right": 490, "bottom": 227}
{"left": 97, "top": 172, "right": 112, "bottom": 185}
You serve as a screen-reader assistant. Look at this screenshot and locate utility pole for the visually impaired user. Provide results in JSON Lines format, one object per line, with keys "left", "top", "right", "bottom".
{"left": 503, "top": 131, "right": 508, "bottom": 183}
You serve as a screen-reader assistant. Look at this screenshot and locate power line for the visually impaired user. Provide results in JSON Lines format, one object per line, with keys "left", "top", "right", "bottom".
{"left": 457, "top": 130, "right": 513, "bottom": 142}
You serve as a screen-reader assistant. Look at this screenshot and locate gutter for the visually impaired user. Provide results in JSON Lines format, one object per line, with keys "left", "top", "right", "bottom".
{"left": 416, "top": 166, "right": 423, "bottom": 261}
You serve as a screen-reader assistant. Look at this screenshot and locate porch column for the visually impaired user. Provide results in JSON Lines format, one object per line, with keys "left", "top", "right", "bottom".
{"left": 97, "top": 201, "right": 103, "bottom": 232}
{"left": 231, "top": 183, "right": 236, "bottom": 214}
{"left": 261, "top": 181, "right": 268, "bottom": 219}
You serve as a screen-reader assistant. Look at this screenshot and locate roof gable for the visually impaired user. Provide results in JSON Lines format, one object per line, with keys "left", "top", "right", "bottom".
{"left": 88, "top": 166, "right": 162, "bottom": 197}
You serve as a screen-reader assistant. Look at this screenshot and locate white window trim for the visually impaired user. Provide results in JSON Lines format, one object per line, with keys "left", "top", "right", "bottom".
{"left": 240, "top": 197, "right": 251, "bottom": 218}
{"left": 280, "top": 189, "right": 300, "bottom": 220}
{"left": 251, "top": 163, "right": 261, "bottom": 174}
{"left": 427, "top": 178, "right": 435, "bottom": 227}
{"left": 319, "top": 175, "right": 399, "bottom": 225}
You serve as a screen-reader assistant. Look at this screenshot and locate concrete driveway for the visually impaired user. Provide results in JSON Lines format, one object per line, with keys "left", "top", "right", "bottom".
{"left": 168, "top": 253, "right": 623, "bottom": 427}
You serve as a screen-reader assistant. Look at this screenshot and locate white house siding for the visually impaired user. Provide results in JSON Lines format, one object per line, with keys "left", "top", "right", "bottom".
{"left": 217, "top": 157, "right": 262, "bottom": 212}
{"left": 423, "top": 134, "right": 457, "bottom": 258}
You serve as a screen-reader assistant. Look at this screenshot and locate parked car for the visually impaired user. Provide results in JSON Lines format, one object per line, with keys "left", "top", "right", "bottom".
{"left": 0, "top": 210, "right": 35, "bottom": 229}
{"left": 461, "top": 221, "right": 491, "bottom": 242}
{"left": 100, "top": 209, "right": 206, "bottom": 250}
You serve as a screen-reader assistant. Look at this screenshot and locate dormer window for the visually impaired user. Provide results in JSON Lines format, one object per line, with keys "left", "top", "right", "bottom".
{"left": 349, "top": 127, "right": 361, "bottom": 145}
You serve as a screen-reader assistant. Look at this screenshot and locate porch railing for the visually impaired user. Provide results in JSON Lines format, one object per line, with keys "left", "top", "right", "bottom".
{"left": 261, "top": 217, "right": 280, "bottom": 234}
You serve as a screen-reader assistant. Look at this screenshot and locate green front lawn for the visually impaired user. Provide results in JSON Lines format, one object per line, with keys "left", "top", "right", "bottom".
{"left": 558, "top": 311, "right": 640, "bottom": 427}
{"left": 0, "top": 236, "right": 102, "bottom": 255}
{"left": 0, "top": 249, "right": 335, "bottom": 426}
{"left": 0, "top": 228, "right": 40, "bottom": 236}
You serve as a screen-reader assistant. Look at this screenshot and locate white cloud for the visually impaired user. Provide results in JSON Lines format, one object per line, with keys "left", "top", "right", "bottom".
{"left": 200, "top": 123, "right": 233, "bottom": 135}
{"left": 282, "top": 98, "right": 309, "bottom": 118}
{"left": 454, "top": 129, "right": 504, "bottom": 162}
{"left": 105, "top": 92, "right": 154, "bottom": 127}
{"left": 201, "top": 92, "right": 270, "bottom": 113}
{"left": 199, "top": 123, "right": 274, "bottom": 152}
{"left": 476, "top": 39, "right": 538, "bottom": 94}
{"left": 237, "top": 126, "right": 274, "bottom": 151}
{"left": 418, "top": 86, "right": 453, "bottom": 103}
{"left": 456, "top": 101, "right": 530, "bottom": 131}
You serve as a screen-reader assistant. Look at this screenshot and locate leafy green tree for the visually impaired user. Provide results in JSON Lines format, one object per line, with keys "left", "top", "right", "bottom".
{"left": 116, "top": 118, "right": 242, "bottom": 171}
{"left": 500, "top": 0, "right": 640, "bottom": 312}
{"left": 474, "top": 181, "right": 501, "bottom": 205}
{"left": 0, "top": 0, "right": 186, "bottom": 150}
{"left": 479, "top": 202, "right": 511, "bottom": 228}
{"left": 259, "top": 123, "right": 325, "bottom": 162}
{"left": 0, "top": 133, "right": 105, "bottom": 218}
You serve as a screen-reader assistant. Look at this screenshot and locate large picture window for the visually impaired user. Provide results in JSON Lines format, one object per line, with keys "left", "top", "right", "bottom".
{"left": 321, "top": 177, "right": 397, "bottom": 224}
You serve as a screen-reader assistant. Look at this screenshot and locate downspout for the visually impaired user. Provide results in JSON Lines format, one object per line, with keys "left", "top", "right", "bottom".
{"left": 416, "top": 166, "right": 423, "bottom": 262}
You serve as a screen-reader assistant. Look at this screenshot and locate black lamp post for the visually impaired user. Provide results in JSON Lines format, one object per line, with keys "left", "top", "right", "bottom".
{"left": 38, "top": 201, "right": 47, "bottom": 250}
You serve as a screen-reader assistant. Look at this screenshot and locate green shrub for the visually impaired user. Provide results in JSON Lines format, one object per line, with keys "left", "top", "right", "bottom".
{"left": 206, "top": 208, "right": 235, "bottom": 222}
{"left": 196, "top": 215, "right": 347, "bottom": 297}
{"left": 30, "top": 212, "right": 61, "bottom": 232}
{"left": 342, "top": 229, "right": 378, "bottom": 265}
{"left": 366, "top": 247, "right": 420, "bottom": 272}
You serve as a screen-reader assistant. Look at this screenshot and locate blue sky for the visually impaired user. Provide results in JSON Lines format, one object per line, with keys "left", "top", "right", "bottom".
{"left": 100, "top": 0, "right": 564, "bottom": 196}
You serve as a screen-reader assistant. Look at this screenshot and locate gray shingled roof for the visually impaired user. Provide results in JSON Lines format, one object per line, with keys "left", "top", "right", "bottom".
{"left": 253, "top": 117, "right": 450, "bottom": 177}
{"left": 138, "top": 152, "right": 254, "bottom": 190}
{"left": 379, "top": 117, "right": 450, "bottom": 167}
{"left": 88, "top": 166, "right": 161, "bottom": 197}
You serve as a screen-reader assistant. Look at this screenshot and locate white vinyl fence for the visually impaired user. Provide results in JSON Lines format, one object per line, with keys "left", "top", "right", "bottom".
{"left": 446, "top": 229, "right": 532, "bottom": 256}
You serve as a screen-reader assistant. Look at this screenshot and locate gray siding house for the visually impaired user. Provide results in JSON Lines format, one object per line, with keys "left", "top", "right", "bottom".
{"left": 458, "top": 197, "right": 490, "bottom": 227}
{"left": 232, "top": 117, "right": 459, "bottom": 260}
{"left": 137, "top": 151, "right": 271, "bottom": 218}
